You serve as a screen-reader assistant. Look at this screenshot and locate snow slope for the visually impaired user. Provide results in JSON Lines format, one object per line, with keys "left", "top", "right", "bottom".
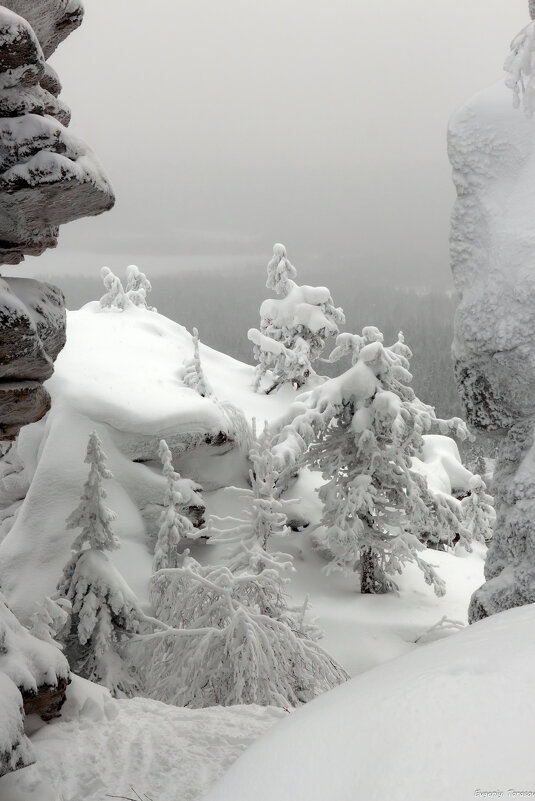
{"left": 0, "top": 301, "right": 485, "bottom": 676}
{"left": 0, "top": 676, "right": 285, "bottom": 801}
{"left": 205, "top": 603, "right": 535, "bottom": 801}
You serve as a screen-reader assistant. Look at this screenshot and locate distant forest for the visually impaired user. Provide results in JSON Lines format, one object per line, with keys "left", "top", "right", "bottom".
{"left": 46, "top": 267, "right": 463, "bottom": 422}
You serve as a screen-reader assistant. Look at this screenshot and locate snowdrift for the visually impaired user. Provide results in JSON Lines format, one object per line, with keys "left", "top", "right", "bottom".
{"left": 205, "top": 603, "right": 535, "bottom": 801}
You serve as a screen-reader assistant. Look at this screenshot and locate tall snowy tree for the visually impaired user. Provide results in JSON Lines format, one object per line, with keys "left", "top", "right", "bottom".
{"left": 99, "top": 266, "right": 128, "bottom": 310}
{"left": 152, "top": 439, "right": 198, "bottom": 572}
{"left": 125, "top": 264, "right": 155, "bottom": 310}
{"left": 305, "top": 329, "right": 471, "bottom": 594}
{"left": 180, "top": 327, "right": 212, "bottom": 397}
{"left": 56, "top": 432, "right": 142, "bottom": 696}
{"left": 249, "top": 243, "right": 345, "bottom": 392}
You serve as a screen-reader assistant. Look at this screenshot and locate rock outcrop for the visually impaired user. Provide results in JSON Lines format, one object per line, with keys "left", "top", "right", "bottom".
{"left": 0, "top": 1, "right": 114, "bottom": 437}
{"left": 0, "top": 0, "right": 113, "bottom": 776}
{"left": 0, "top": 7, "right": 114, "bottom": 266}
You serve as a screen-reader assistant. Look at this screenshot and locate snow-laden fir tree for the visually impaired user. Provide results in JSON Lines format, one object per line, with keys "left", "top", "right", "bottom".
{"left": 152, "top": 439, "right": 198, "bottom": 572}
{"left": 248, "top": 243, "right": 345, "bottom": 392}
{"left": 460, "top": 475, "right": 495, "bottom": 545}
{"left": 56, "top": 431, "right": 142, "bottom": 696}
{"left": 180, "top": 327, "right": 212, "bottom": 397}
{"left": 29, "top": 597, "right": 70, "bottom": 647}
{"left": 99, "top": 266, "right": 128, "bottom": 310}
{"left": 125, "top": 264, "right": 155, "bottom": 310}
{"left": 306, "top": 329, "right": 471, "bottom": 595}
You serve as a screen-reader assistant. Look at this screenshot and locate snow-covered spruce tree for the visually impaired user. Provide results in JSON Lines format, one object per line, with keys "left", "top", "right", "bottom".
{"left": 248, "top": 243, "right": 345, "bottom": 393}
{"left": 152, "top": 439, "right": 198, "bottom": 572}
{"left": 306, "top": 329, "right": 471, "bottom": 595}
{"left": 125, "top": 264, "right": 155, "bottom": 310}
{"left": 56, "top": 432, "right": 142, "bottom": 696}
{"left": 180, "top": 327, "right": 212, "bottom": 397}
{"left": 99, "top": 266, "right": 128, "bottom": 310}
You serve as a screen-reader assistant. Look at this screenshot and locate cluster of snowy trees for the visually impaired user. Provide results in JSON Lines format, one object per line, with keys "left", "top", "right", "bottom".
{"left": 99, "top": 264, "right": 155, "bottom": 311}
{"left": 250, "top": 246, "right": 494, "bottom": 595}
{"left": 46, "top": 427, "right": 347, "bottom": 705}
{"left": 4, "top": 244, "right": 494, "bottom": 710}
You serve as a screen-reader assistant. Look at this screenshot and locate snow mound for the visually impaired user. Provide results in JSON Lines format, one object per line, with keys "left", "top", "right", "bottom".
{"left": 0, "top": 688, "right": 285, "bottom": 801}
{"left": 411, "top": 434, "right": 474, "bottom": 496}
{"left": 205, "top": 603, "right": 535, "bottom": 801}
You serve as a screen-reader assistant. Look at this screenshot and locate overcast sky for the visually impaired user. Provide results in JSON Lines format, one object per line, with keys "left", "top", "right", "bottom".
{"left": 11, "top": 0, "right": 530, "bottom": 289}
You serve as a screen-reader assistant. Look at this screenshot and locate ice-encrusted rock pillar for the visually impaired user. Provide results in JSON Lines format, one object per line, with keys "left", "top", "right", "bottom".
{"left": 0, "top": 2, "right": 114, "bottom": 439}
{"left": 449, "top": 52, "right": 535, "bottom": 621}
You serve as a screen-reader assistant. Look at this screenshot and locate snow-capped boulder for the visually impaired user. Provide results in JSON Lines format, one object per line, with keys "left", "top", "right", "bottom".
{"left": 449, "top": 67, "right": 535, "bottom": 619}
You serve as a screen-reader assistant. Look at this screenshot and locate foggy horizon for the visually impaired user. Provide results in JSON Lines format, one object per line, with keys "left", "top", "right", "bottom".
{"left": 4, "top": 0, "right": 530, "bottom": 289}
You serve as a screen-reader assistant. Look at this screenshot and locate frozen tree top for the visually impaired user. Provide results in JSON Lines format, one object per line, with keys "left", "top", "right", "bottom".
{"left": 0, "top": 594, "right": 69, "bottom": 693}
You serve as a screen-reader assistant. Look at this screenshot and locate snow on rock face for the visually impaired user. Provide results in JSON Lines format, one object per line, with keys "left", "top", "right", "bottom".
{"left": 0, "top": 2, "right": 113, "bottom": 266}
{"left": 1, "top": 2, "right": 83, "bottom": 60}
{"left": 0, "top": 277, "right": 66, "bottom": 439}
{"left": 449, "top": 74, "right": 535, "bottom": 620}
{"left": 0, "top": 673, "right": 34, "bottom": 780}
{"left": 0, "top": 304, "right": 293, "bottom": 616}
{"left": 204, "top": 603, "right": 535, "bottom": 801}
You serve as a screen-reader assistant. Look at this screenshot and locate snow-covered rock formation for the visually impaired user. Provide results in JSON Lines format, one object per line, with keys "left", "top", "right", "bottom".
{"left": 449, "top": 17, "right": 535, "bottom": 620}
{"left": 0, "top": 4, "right": 114, "bottom": 264}
{"left": 0, "top": 1, "right": 114, "bottom": 438}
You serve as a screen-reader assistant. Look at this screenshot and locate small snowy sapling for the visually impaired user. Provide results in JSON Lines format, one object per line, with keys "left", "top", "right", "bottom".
{"left": 152, "top": 439, "right": 198, "bottom": 572}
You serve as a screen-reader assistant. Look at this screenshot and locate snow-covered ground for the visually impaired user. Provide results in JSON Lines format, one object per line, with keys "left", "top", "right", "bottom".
{"left": 0, "top": 676, "right": 285, "bottom": 801}
{"left": 205, "top": 602, "right": 535, "bottom": 801}
{"left": 0, "top": 300, "right": 488, "bottom": 800}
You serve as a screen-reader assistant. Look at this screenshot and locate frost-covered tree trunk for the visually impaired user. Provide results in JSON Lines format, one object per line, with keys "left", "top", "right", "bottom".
{"left": 530, "top": 0, "right": 535, "bottom": 20}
